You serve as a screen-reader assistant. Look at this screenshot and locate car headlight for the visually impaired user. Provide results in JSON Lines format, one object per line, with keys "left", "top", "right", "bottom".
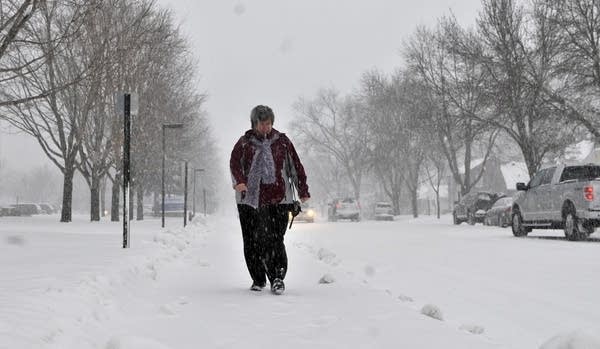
{"left": 307, "top": 209, "right": 315, "bottom": 217}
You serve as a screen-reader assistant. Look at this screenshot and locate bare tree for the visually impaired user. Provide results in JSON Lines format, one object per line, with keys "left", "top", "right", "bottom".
{"left": 0, "top": 0, "right": 96, "bottom": 108}
{"left": 404, "top": 21, "right": 496, "bottom": 197}
{"left": 360, "top": 70, "right": 422, "bottom": 215}
{"left": 0, "top": 0, "right": 43, "bottom": 107}
{"left": 475, "top": 0, "right": 576, "bottom": 176}
{"left": 1, "top": 0, "right": 96, "bottom": 222}
{"left": 0, "top": 0, "right": 40, "bottom": 61}
{"left": 541, "top": 0, "right": 600, "bottom": 140}
{"left": 291, "top": 89, "right": 369, "bottom": 200}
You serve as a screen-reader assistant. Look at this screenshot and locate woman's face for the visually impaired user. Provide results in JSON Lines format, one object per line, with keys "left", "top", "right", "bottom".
{"left": 255, "top": 119, "right": 272, "bottom": 136}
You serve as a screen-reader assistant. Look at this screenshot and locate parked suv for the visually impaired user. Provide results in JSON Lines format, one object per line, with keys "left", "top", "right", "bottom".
{"left": 453, "top": 191, "right": 503, "bottom": 225}
{"left": 328, "top": 198, "right": 360, "bottom": 222}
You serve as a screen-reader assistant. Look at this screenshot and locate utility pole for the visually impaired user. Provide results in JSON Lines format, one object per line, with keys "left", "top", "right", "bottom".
{"left": 184, "top": 160, "right": 188, "bottom": 227}
{"left": 117, "top": 93, "right": 137, "bottom": 248}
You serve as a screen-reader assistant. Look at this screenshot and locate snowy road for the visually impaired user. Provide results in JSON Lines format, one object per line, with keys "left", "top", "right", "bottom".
{"left": 288, "top": 216, "right": 600, "bottom": 348}
{"left": 1, "top": 214, "right": 599, "bottom": 348}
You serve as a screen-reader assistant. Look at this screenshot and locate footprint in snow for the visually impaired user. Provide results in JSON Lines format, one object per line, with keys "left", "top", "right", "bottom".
{"left": 397, "top": 294, "right": 414, "bottom": 302}
{"left": 159, "top": 304, "right": 177, "bottom": 316}
{"left": 364, "top": 265, "right": 376, "bottom": 277}
{"left": 5, "top": 235, "right": 25, "bottom": 246}
{"left": 459, "top": 324, "right": 485, "bottom": 335}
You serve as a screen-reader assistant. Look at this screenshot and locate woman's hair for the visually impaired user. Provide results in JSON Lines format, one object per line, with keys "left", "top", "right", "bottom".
{"left": 250, "top": 105, "right": 275, "bottom": 128}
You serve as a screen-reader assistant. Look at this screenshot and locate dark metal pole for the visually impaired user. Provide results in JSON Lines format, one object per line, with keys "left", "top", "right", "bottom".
{"left": 123, "top": 94, "right": 131, "bottom": 248}
{"left": 192, "top": 170, "right": 196, "bottom": 219}
{"left": 184, "top": 161, "right": 188, "bottom": 227}
{"left": 161, "top": 126, "right": 165, "bottom": 228}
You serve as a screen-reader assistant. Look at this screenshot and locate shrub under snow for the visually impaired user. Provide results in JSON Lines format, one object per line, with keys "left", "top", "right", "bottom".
{"left": 421, "top": 304, "right": 444, "bottom": 321}
{"left": 105, "top": 335, "right": 173, "bottom": 349}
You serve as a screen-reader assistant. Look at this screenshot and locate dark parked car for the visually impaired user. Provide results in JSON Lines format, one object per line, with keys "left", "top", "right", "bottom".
{"left": 0, "top": 206, "right": 21, "bottom": 217}
{"left": 328, "top": 198, "right": 360, "bottom": 222}
{"left": 11, "top": 203, "right": 41, "bottom": 216}
{"left": 374, "top": 202, "right": 394, "bottom": 221}
{"left": 484, "top": 196, "right": 513, "bottom": 227}
{"left": 453, "top": 191, "right": 503, "bottom": 225}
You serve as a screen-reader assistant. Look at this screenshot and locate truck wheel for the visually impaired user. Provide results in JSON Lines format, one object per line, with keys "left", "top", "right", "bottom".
{"left": 563, "top": 209, "right": 587, "bottom": 241}
{"left": 467, "top": 212, "right": 475, "bottom": 225}
{"left": 511, "top": 209, "right": 528, "bottom": 237}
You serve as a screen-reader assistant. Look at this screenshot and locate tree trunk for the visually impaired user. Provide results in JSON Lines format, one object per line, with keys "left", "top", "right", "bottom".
{"left": 410, "top": 188, "right": 419, "bottom": 218}
{"left": 129, "top": 183, "right": 134, "bottom": 219}
{"left": 90, "top": 174, "right": 100, "bottom": 221}
{"left": 60, "top": 167, "right": 75, "bottom": 222}
{"left": 436, "top": 192, "right": 441, "bottom": 219}
{"left": 100, "top": 177, "right": 106, "bottom": 217}
{"left": 111, "top": 173, "right": 121, "bottom": 222}
{"left": 391, "top": 189, "right": 401, "bottom": 215}
{"left": 136, "top": 182, "right": 144, "bottom": 220}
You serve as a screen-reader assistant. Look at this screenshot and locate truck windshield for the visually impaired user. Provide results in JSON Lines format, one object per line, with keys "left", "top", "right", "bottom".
{"left": 560, "top": 166, "right": 600, "bottom": 182}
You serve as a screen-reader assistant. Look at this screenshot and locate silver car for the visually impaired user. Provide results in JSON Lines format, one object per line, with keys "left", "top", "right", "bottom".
{"left": 328, "top": 198, "right": 360, "bottom": 222}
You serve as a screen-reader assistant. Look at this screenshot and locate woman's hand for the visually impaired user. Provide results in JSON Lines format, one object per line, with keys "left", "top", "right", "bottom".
{"left": 234, "top": 183, "right": 247, "bottom": 192}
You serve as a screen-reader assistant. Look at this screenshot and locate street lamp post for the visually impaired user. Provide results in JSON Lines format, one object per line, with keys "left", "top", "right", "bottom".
{"left": 192, "top": 168, "right": 204, "bottom": 220}
{"left": 162, "top": 123, "right": 184, "bottom": 228}
{"left": 183, "top": 160, "right": 188, "bottom": 227}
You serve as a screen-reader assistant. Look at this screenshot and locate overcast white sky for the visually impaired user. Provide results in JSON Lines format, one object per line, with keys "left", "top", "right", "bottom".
{"left": 1, "top": 0, "right": 482, "bottom": 172}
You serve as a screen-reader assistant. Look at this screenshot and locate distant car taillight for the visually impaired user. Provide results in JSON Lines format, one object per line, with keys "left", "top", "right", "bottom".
{"left": 336, "top": 202, "right": 341, "bottom": 209}
{"left": 584, "top": 186, "right": 594, "bottom": 201}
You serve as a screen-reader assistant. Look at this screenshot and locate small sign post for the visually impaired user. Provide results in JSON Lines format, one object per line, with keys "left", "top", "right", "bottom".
{"left": 123, "top": 94, "right": 131, "bottom": 248}
{"left": 116, "top": 93, "right": 138, "bottom": 248}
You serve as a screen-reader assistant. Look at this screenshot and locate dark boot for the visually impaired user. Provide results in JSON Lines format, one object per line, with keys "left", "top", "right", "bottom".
{"left": 250, "top": 282, "right": 266, "bottom": 291}
{"left": 271, "top": 278, "right": 285, "bottom": 295}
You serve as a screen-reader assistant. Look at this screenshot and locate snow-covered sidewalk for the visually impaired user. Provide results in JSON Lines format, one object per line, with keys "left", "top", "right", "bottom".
{"left": 2, "top": 213, "right": 599, "bottom": 349}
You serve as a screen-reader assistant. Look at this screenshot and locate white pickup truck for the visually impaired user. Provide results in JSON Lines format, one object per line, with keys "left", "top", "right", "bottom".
{"left": 512, "top": 163, "right": 600, "bottom": 241}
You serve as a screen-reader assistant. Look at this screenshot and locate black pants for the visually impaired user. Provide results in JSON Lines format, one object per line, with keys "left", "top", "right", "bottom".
{"left": 237, "top": 204, "right": 289, "bottom": 286}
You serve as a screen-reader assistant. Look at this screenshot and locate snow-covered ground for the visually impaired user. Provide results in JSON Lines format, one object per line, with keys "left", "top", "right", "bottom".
{"left": 1, "top": 212, "right": 599, "bottom": 349}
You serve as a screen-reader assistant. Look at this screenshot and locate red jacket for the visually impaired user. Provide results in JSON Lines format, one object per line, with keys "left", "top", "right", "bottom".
{"left": 230, "top": 128, "right": 310, "bottom": 206}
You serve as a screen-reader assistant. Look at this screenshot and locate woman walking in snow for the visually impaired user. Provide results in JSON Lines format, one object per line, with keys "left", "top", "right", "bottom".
{"left": 229, "top": 105, "right": 310, "bottom": 294}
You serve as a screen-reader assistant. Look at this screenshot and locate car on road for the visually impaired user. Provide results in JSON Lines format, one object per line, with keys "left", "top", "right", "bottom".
{"left": 374, "top": 202, "right": 394, "bottom": 221}
{"left": 453, "top": 191, "right": 503, "bottom": 225}
{"left": 291, "top": 202, "right": 316, "bottom": 223}
{"left": 328, "top": 198, "right": 360, "bottom": 222}
{"left": 484, "top": 196, "right": 513, "bottom": 227}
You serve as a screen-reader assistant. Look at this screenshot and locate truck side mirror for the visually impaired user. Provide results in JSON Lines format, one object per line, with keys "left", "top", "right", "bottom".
{"left": 516, "top": 182, "right": 528, "bottom": 191}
